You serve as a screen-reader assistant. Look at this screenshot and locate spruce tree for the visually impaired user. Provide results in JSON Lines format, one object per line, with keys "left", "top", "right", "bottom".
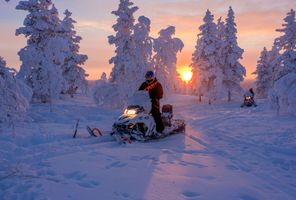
{"left": 16, "top": 0, "right": 68, "bottom": 103}
{"left": 133, "top": 16, "right": 153, "bottom": 85}
{"left": 253, "top": 47, "right": 273, "bottom": 98}
{"left": 268, "top": 43, "right": 281, "bottom": 85}
{"left": 269, "top": 9, "right": 296, "bottom": 114}
{"left": 95, "top": 0, "right": 139, "bottom": 108}
{"left": 222, "top": 7, "right": 246, "bottom": 101}
{"left": 275, "top": 9, "right": 296, "bottom": 79}
{"left": 0, "top": 57, "right": 30, "bottom": 129}
{"left": 191, "top": 10, "right": 221, "bottom": 103}
{"left": 60, "top": 9, "right": 88, "bottom": 97}
{"left": 153, "top": 26, "right": 184, "bottom": 95}
{"left": 100, "top": 72, "right": 107, "bottom": 82}
{"left": 108, "top": 0, "right": 138, "bottom": 88}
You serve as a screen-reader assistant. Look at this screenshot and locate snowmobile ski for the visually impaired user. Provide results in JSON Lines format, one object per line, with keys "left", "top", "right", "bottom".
{"left": 73, "top": 119, "right": 80, "bottom": 138}
{"left": 86, "top": 126, "right": 102, "bottom": 137}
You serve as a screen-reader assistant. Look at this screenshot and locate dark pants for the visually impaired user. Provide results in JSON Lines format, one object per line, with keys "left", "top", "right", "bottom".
{"left": 151, "top": 99, "right": 165, "bottom": 133}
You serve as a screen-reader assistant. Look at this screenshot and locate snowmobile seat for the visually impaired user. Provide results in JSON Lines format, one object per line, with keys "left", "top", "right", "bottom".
{"left": 162, "top": 104, "right": 173, "bottom": 127}
{"left": 162, "top": 104, "right": 173, "bottom": 114}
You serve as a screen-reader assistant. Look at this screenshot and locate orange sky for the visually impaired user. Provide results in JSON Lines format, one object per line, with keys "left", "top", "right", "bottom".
{"left": 0, "top": 0, "right": 294, "bottom": 80}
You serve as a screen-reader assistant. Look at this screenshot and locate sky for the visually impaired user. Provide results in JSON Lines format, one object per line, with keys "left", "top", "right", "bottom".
{"left": 0, "top": 0, "right": 295, "bottom": 80}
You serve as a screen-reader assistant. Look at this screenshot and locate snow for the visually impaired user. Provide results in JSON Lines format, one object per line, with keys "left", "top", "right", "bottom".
{"left": 0, "top": 57, "right": 31, "bottom": 129}
{"left": 269, "top": 73, "right": 296, "bottom": 115}
{"left": 1, "top": 92, "right": 296, "bottom": 200}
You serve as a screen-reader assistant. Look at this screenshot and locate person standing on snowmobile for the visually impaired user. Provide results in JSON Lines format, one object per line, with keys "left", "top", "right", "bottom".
{"left": 241, "top": 88, "right": 258, "bottom": 107}
{"left": 139, "top": 71, "right": 165, "bottom": 133}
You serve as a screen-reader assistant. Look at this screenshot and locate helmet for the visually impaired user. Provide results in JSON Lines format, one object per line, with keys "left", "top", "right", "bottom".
{"left": 145, "top": 70, "right": 155, "bottom": 82}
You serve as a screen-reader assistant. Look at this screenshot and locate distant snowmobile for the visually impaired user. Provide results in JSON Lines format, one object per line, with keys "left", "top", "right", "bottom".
{"left": 111, "top": 91, "right": 185, "bottom": 142}
{"left": 243, "top": 95, "right": 255, "bottom": 107}
{"left": 240, "top": 89, "right": 257, "bottom": 108}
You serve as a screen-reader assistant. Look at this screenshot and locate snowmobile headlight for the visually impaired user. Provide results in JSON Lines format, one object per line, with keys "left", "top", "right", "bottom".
{"left": 246, "top": 96, "right": 251, "bottom": 100}
{"left": 125, "top": 109, "right": 137, "bottom": 115}
{"left": 128, "top": 123, "right": 135, "bottom": 129}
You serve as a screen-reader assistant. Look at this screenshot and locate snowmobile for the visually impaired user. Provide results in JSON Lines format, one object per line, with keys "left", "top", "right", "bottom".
{"left": 111, "top": 92, "right": 185, "bottom": 142}
{"left": 241, "top": 94, "right": 257, "bottom": 107}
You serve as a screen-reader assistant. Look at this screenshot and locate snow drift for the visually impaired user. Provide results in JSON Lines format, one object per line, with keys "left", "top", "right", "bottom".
{"left": 269, "top": 73, "right": 296, "bottom": 115}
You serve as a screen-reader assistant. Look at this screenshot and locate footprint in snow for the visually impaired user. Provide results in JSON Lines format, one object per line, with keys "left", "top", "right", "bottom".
{"left": 78, "top": 180, "right": 100, "bottom": 188}
{"left": 182, "top": 191, "right": 201, "bottom": 199}
{"left": 141, "top": 155, "right": 157, "bottom": 160}
{"left": 162, "top": 149, "right": 174, "bottom": 154}
{"left": 179, "top": 161, "right": 207, "bottom": 168}
{"left": 63, "top": 171, "right": 87, "bottom": 180}
{"left": 105, "top": 161, "right": 127, "bottom": 169}
{"left": 130, "top": 155, "right": 157, "bottom": 161}
{"left": 121, "top": 192, "right": 130, "bottom": 198}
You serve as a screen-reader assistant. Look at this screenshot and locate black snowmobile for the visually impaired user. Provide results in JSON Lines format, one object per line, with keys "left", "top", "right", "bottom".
{"left": 242, "top": 95, "right": 255, "bottom": 107}
{"left": 240, "top": 90, "right": 257, "bottom": 108}
{"left": 111, "top": 92, "right": 186, "bottom": 143}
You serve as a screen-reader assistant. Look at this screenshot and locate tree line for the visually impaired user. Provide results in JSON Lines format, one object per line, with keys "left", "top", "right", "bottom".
{"left": 1, "top": 0, "right": 296, "bottom": 130}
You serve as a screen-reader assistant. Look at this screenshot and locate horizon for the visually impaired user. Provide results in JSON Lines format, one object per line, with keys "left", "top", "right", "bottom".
{"left": 0, "top": 0, "right": 294, "bottom": 80}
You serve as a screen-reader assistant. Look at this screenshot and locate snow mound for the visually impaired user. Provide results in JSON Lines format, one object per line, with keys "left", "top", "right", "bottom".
{"left": 269, "top": 73, "right": 296, "bottom": 115}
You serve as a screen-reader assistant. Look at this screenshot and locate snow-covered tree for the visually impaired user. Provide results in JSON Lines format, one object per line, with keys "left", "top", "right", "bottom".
{"left": 108, "top": 0, "right": 138, "bottom": 85}
{"left": 94, "top": 0, "right": 140, "bottom": 108}
{"left": 153, "top": 26, "right": 184, "bottom": 95}
{"left": 267, "top": 43, "right": 281, "bottom": 85}
{"left": 274, "top": 9, "right": 296, "bottom": 80}
{"left": 217, "top": 17, "right": 226, "bottom": 42}
{"left": 253, "top": 43, "right": 280, "bottom": 99}
{"left": 222, "top": 7, "right": 246, "bottom": 101}
{"left": 0, "top": 57, "right": 30, "bottom": 130}
{"left": 269, "top": 9, "right": 296, "bottom": 114}
{"left": 215, "top": 17, "right": 229, "bottom": 100}
{"left": 16, "top": 0, "right": 69, "bottom": 103}
{"left": 60, "top": 9, "right": 88, "bottom": 97}
{"left": 95, "top": 72, "right": 107, "bottom": 87}
{"left": 107, "top": 0, "right": 138, "bottom": 105}
{"left": 191, "top": 10, "right": 221, "bottom": 103}
{"left": 253, "top": 47, "right": 273, "bottom": 98}
{"left": 100, "top": 72, "right": 107, "bottom": 82}
{"left": 269, "top": 73, "right": 296, "bottom": 115}
{"left": 133, "top": 16, "right": 154, "bottom": 84}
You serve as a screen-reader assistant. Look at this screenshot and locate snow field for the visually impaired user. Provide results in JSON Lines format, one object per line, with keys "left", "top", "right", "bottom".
{"left": 0, "top": 94, "right": 296, "bottom": 200}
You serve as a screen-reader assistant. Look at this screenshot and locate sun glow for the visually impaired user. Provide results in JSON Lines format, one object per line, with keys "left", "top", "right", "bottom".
{"left": 180, "top": 70, "right": 193, "bottom": 83}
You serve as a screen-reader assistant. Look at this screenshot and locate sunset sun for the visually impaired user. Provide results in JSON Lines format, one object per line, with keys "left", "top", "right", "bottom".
{"left": 180, "top": 70, "right": 193, "bottom": 83}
